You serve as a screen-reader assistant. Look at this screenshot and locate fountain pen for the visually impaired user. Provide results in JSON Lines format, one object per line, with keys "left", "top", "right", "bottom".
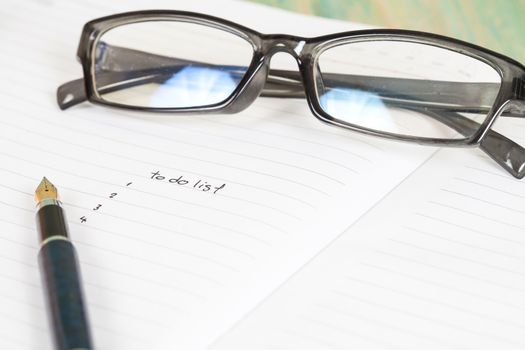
{"left": 35, "top": 177, "right": 94, "bottom": 350}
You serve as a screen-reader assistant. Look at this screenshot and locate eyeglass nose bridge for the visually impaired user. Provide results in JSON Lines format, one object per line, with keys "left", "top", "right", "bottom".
{"left": 225, "top": 34, "right": 309, "bottom": 113}
{"left": 260, "top": 34, "right": 307, "bottom": 59}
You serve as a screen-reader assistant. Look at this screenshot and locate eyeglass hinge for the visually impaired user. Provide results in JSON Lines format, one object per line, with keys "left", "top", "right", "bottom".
{"left": 513, "top": 77, "right": 525, "bottom": 100}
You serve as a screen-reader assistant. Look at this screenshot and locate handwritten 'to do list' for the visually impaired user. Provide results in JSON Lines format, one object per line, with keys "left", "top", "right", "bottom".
{"left": 150, "top": 171, "right": 226, "bottom": 194}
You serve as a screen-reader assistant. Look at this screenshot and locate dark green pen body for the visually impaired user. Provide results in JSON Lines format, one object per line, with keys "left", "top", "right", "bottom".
{"left": 37, "top": 205, "right": 93, "bottom": 350}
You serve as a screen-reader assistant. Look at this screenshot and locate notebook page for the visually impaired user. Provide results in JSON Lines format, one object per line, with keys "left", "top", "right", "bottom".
{"left": 210, "top": 115, "right": 525, "bottom": 350}
{"left": 0, "top": 1, "right": 443, "bottom": 349}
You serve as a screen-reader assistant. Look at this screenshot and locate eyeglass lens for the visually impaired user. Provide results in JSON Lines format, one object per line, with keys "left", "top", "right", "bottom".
{"left": 94, "top": 20, "right": 254, "bottom": 108}
{"left": 316, "top": 40, "right": 501, "bottom": 139}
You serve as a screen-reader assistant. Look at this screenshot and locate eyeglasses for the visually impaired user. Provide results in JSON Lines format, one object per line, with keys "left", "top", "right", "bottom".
{"left": 57, "top": 10, "right": 525, "bottom": 179}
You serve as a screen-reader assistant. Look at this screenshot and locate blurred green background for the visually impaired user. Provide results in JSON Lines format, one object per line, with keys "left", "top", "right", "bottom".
{"left": 247, "top": 0, "right": 525, "bottom": 63}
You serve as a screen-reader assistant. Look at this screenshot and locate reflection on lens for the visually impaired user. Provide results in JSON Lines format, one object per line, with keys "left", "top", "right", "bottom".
{"left": 316, "top": 40, "right": 502, "bottom": 140}
{"left": 320, "top": 88, "right": 394, "bottom": 131}
{"left": 150, "top": 66, "right": 239, "bottom": 108}
{"left": 94, "top": 20, "right": 254, "bottom": 109}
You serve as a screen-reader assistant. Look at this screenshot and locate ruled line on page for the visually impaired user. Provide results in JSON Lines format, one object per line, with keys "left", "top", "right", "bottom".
{"left": 374, "top": 250, "right": 525, "bottom": 294}
{"left": 0, "top": 91, "right": 355, "bottom": 196}
{"left": 192, "top": 112, "right": 381, "bottom": 157}
{"left": 0, "top": 106, "right": 331, "bottom": 202}
{"left": 425, "top": 201, "right": 525, "bottom": 233}
{"left": 282, "top": 324, "right": 405, "bottom": 350}
{"left": 0, "top": 266, "right": 157, "bottom": 345}
{"left": 235, "top": 106, "right": 382, "bottom": 155}
{"left": 340, "top": 276, "right": 525, "bottom": 330}
{"left": 85, "top": 104, "right": 371, "bottom": 166}
{"left": 387, "top": 238, "right": 525, "bottom": 276}
{"left": 401, "top": 226, "right": 525, "bottom": 262}
{"left": 136, "top": 115, "right": 369, "bottom": 168}
{"left": 0, "top": 193, "right": 259, "bottom": 277}
{"left": 66, "top": 107, "right": 363, "bottom": 173}
{"left": 68, "top": 111, "right": 361, "bottom": 175}
{"left": 253, "top": 98, "right": 382, "bottom": 149}
{"left": 0, "top": 187, "right": 258, "bottom": 261}
{"left": 0, "top": 213, "right": 240, "bottom": 272}
{"left": 1, "top": 82, "right": 348, "bottom": 192}
{"left": 0, "top": 177, "right": 268, "bottom": 251}
{"left": 0, "top": 213, "right": 227, "bottom": 312}
{"left": 0, "top": 223, "right": 211, "bottom": 300}
{"left": 359, "top": 262, "right": 525, "bottom": 311}
{"left": 0, "top": 157, "right": 301, "bottom": 223}
{"left": 91, "top": 105, "right": 376, "bottom": 166}
{"left": 440, "top": 188, "right": 525, "bottom": 216}
{"left": 0, "top": 53, "right": 65, "bottom": 82}
{"left": 0, "top": 336, "right": 33, "bottom": 350}
{"left": 451, "top": 177, "right": 525, "bottom": 200}
{"left": 465, "top": 164, "right": 525, "bottom": 185}
{"left": 82, "top": 280, "right": 186, "bottom": 313}
{"left": 0, "top": 261, "right": 194, "bottom": 325}
{"left": 0, "top": 33, "right": 71, "bottom": 64}
{"left": 0, "top": 110, "right": 337, "bottom": 195}
{"left": 0, "top": 309, "right": 46, "bottom": 332}
{"left": 308, "top": 304, "right": 470, "bottom": 350}
{"left": 72, "top": 240, "right": 225, "bottom": 287}
{"left": 0, "top": 281, "right": 169, "bottom": 330}
{"left": 0, "top": 168, "right": 284, "bottom": 243}
{"left": 53, "top": 175, "right": 296, "bottom": 231}
{"left": 65, "top": 202, "right": 258, "bottom": 259}
{"left": 0, "top": 145, "right": 308, "bottom": 216}
{"left": 81, "top": 260, "right": 208, "bottom": 299}
{"left": 0, "top": 275, "right": 173, "bottom": 329}
{"left": 0, "top": 141, "right": 311, "bottom": 217}
{"left": 413, "top": 212, "right": 525, "bottom": 246}
{"left": 328, "top": 290, "right": 525, "bottom": 348}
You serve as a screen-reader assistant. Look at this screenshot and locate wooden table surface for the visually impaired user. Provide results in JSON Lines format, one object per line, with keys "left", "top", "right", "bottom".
{"left": 247, "top": 0, "right": 525, "bottom": 63}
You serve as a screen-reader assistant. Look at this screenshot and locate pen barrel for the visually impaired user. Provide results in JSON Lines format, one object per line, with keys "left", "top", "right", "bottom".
{"left": 38, "top": 239, "right": 93, "bottom": 350}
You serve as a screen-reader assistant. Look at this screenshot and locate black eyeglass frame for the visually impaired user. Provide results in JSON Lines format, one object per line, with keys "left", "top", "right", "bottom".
{"left": 58, "top": 10, "right": 525, "bottom": 177}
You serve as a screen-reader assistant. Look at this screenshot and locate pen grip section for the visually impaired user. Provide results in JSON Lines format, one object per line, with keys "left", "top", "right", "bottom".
{"left": 36, "top": 205, "right": 69, "bottom": 241}
{"left": 38, "top": 240, "right": 93, "bottom": 350}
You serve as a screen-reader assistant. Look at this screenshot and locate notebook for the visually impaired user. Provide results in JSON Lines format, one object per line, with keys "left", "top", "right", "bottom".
{"left": 1, "top": 1, "right": 523, "bottom": 349}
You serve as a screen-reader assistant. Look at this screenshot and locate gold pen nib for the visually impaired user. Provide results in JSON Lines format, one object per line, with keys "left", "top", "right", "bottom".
{"left": 35, "top": 177, "right": 59, "bottom": 203}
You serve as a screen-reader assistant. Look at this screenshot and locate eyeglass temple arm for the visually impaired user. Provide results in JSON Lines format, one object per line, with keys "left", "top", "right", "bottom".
{"left": 56, "top": 71, "right": 504, "bottom": 116}
{"left": 420, "top": 107, "right": 525, "bottom": 179}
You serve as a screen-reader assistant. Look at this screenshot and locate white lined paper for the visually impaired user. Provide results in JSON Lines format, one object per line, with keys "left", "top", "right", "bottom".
{"left": 210, "top": 116, "right": 525, "bottom": 350}
{"left": 0, "top": 1, "right": 442, "bottom": 349}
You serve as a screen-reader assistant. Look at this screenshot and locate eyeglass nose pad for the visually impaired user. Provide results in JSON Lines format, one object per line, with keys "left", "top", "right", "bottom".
{"left": 225, "top": 57, "right": 270, "bottom": 113}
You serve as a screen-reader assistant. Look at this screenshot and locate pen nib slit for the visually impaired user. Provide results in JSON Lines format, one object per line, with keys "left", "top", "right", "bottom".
{"left": 35, "top": 177, "right": 59, "bottom": 203}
